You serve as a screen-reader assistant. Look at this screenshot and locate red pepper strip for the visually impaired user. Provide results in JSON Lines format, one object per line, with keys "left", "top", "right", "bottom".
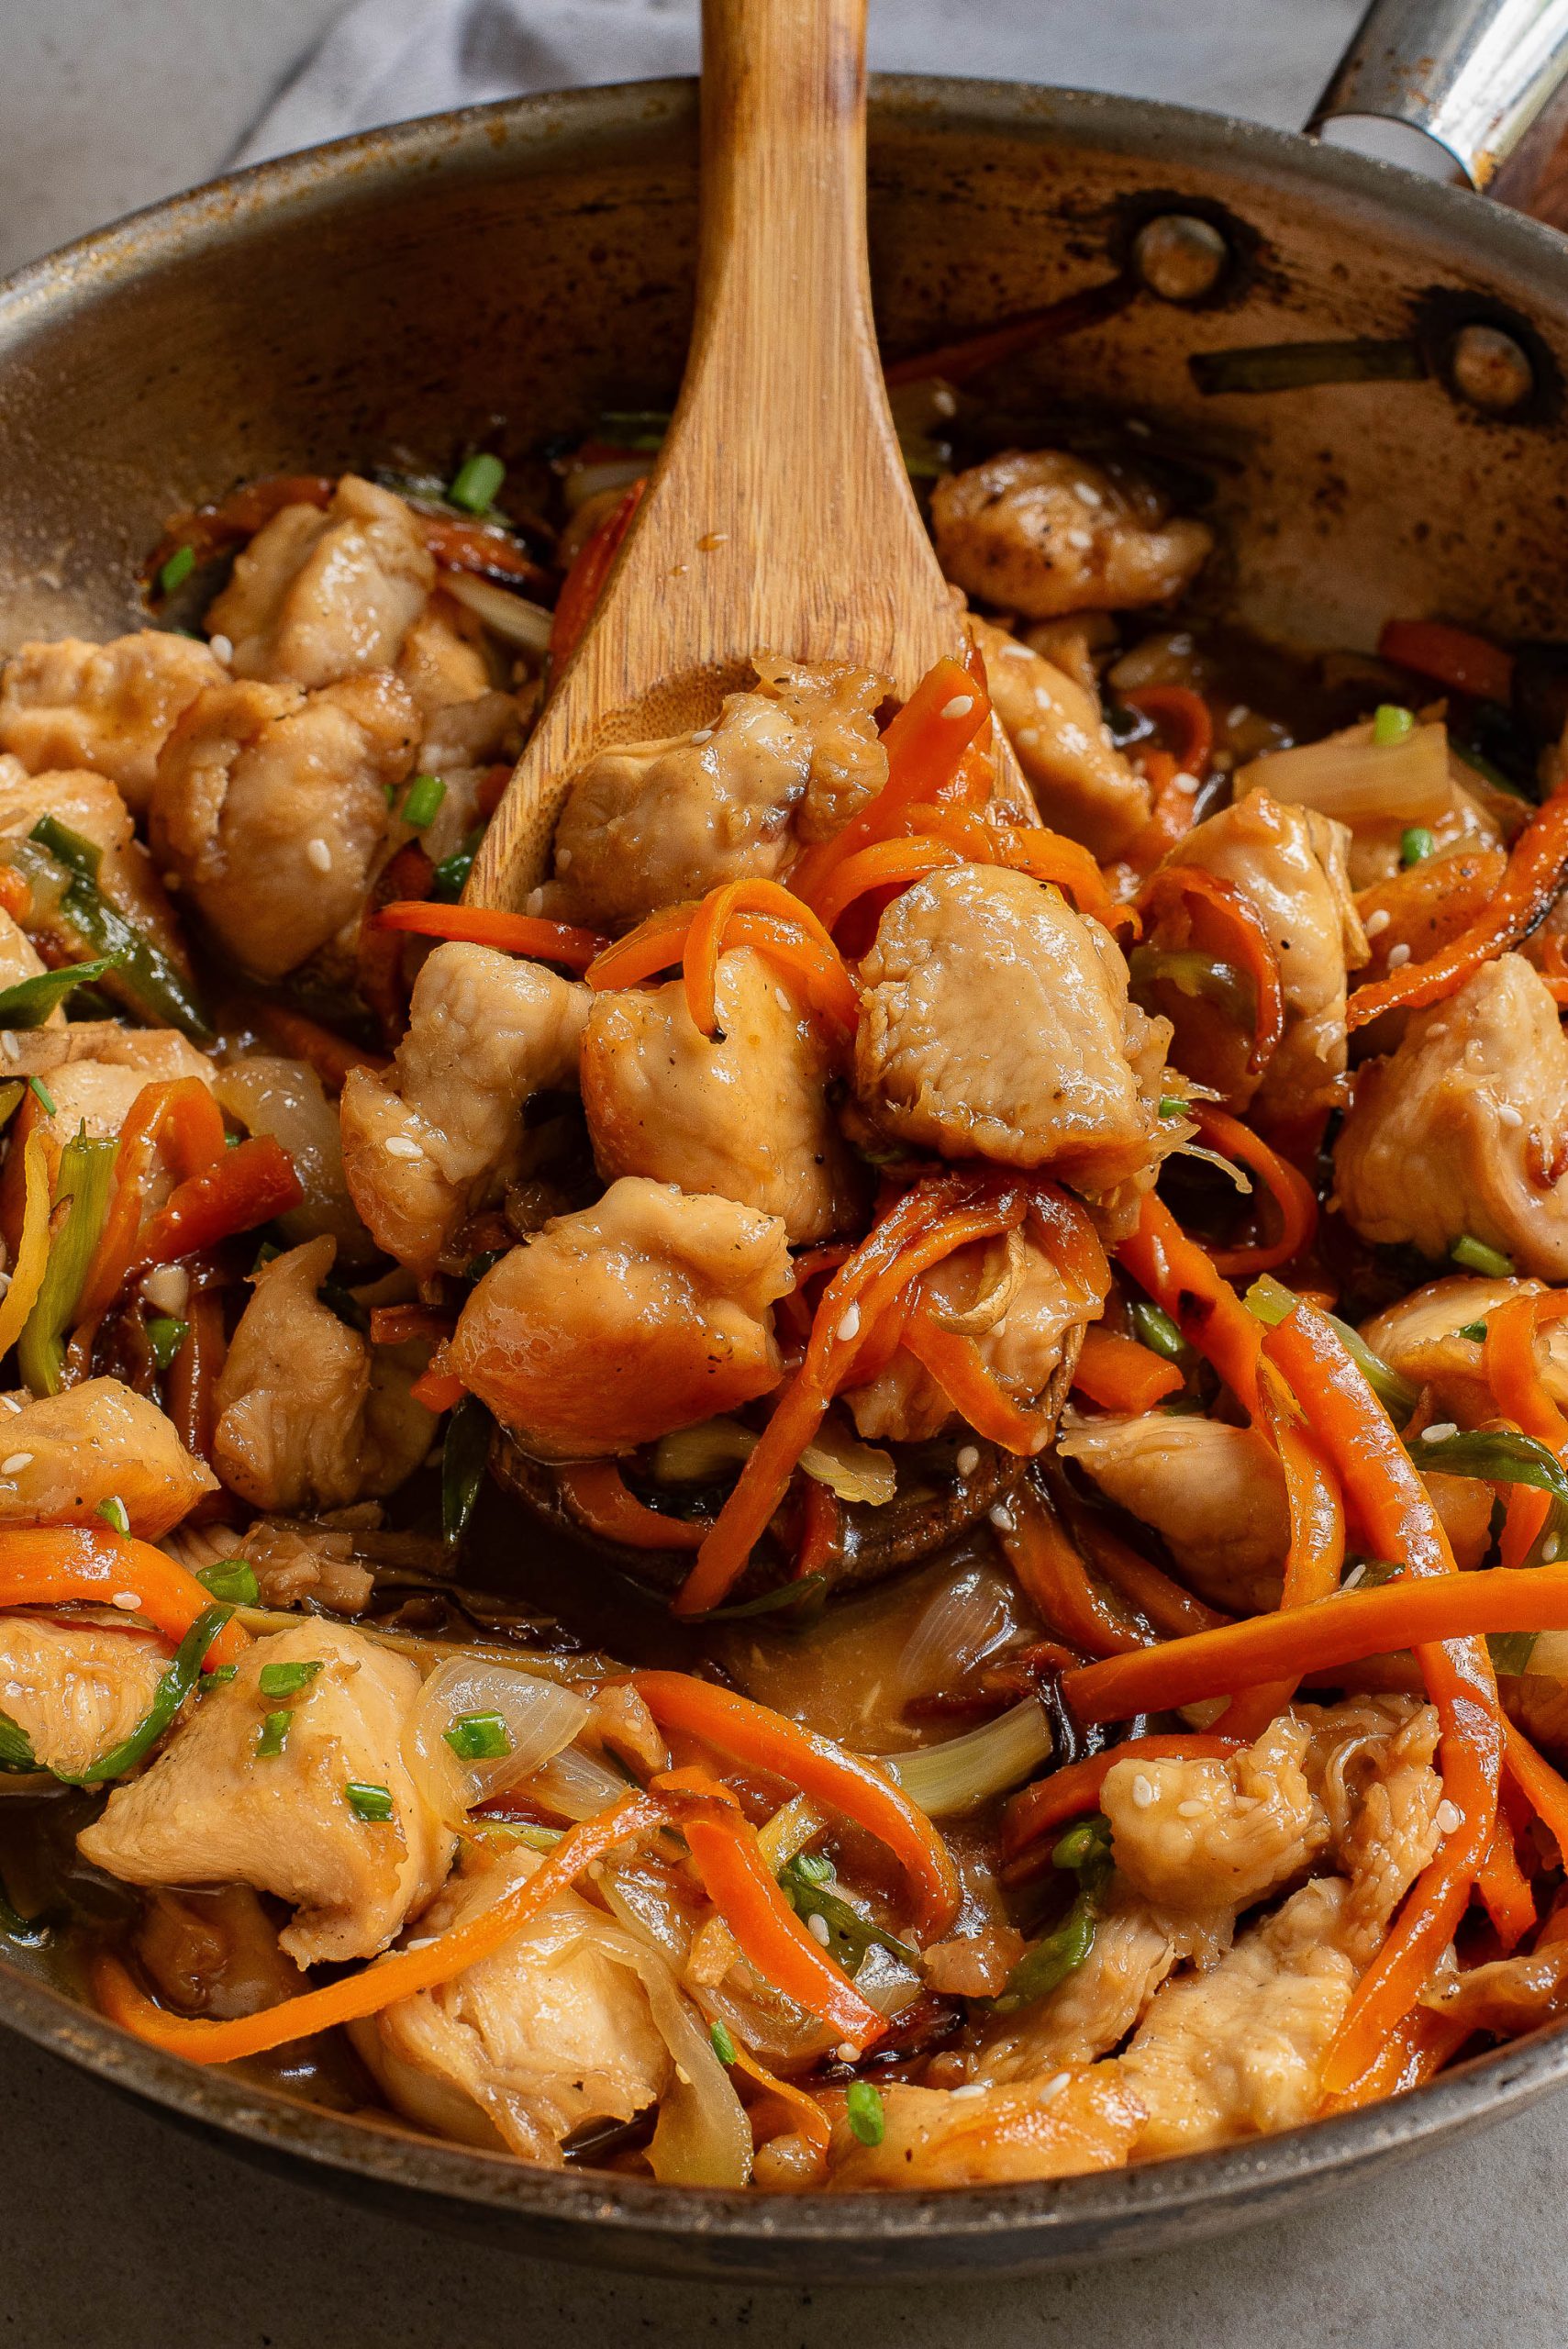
{"left": 882, "top": 273, "right": 1136, "bottom": 389}
{"left": 127, "top": 1136, "right": 303, "bottom": 1279}
{"left": 93, "top": 1791, "right": 665, "bottom": 2063}
{"left": 1138, "top": 866, "right": 1285, "bottom": 1078}
{"left": 250, "top": 1002, "right": 388, "bottom": 1089}
{"left": 0, "top": 1527, "right": 248, "bottom": 1665}
{"left": 1477, "top": 1816, "right": 1536, "bottom": 1952}
{"left": 788, "top": 659, "right": 992, "bottom": 912}
{"left": 555, "top": 1461, "right": 706, "bottom": 1553}
{"left": 630, "top": 1670, "right": 962, "bottom": 1938}
{"left": 373, "top": 901, "right": 610, "bottom": 974}
{"left": 1115, "top": 1191, "right": 1262, "bottom": 1419}
{"left": 1218, "top": 1358, "right": 1345, "bottom": 1740}
{"left": 1122, "top": 685, "right": 1215, "bottom": 779}
{"left": 680, "top": 881, "right": 854, "bottom": 1041}
{"left": 996, "top": 1478, "right": 1144, "bottom": 1659}
{"left": 549, "top": 478, "right": 647, "bottom": 666}
{"left": 1348, "top": 782, "right": 1568, "bottom": 1030}
{"left": 76, "top": 1078, "right": 229, "bottom": 1325}
{"left": 999, "top": 1733, "right": 1243, "bottom": 1868}
{"left": 1261, "top": 1303, "right": 1502, "bottom": 2094}
{"left": 1073, "top": 1513, "right": 1233, "bottom": 1640}
{"left": 679, "top": 1805, "right": 887, "bottom": 2044}
{"left": 1377, "top": 618, "right": 1515, "bottom": 707}
{"left": 1070, "top": 1326, "right": 1184, "bottom": 1414}
{"left": 1485, "top": 1292, "right": 1568, "bottom": 1569}
{"left": 1195, "top": 1103, "right": 1319, "bottom": 1276}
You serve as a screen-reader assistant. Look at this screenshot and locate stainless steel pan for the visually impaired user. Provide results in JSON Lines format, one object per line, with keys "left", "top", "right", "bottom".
{"left": 3, "top": 0, "right": 1568, "bottom": 2284}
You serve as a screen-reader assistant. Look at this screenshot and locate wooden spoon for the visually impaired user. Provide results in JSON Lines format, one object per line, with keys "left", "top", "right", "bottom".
{"left": 467, "top": 0, "right": 966, "bottom": 911}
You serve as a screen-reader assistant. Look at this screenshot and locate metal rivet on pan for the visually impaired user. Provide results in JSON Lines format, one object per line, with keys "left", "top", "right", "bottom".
{"left": 1132, "top": 214, "right": 1229, "bottom": 304}
{"left": 1448, "top": 322, "right": 1535, "bottom": 414}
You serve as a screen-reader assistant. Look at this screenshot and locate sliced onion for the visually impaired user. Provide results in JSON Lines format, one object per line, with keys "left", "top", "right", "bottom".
{"left": 1237, "top": 719, "right": 1451, "bottom": 826}
{"left": 563, "top": 456, "right": 649, "bottom": 511}
{"left": 652, "top": 1417, "right": 757, "bottom": 1485}
{"left": 896, "top": 1562, "right": 1014, "bottom": 1701}
{"left": 440, "top": 569, "right": 554, "bottom": 654}
{"left": 406, "top": 1657, "right": 591, "bottom": 1820}
{"left": 799, "top": 1415, "right": 896, "bottom": 1506}
{"left": 530, "top": 1742, "right": 634, "bottom": 1820}
{"left": 1172, "top": 1141, "right": 1253, "bottom": 1196}
{"left": 929, "top": 1227, "right": 1029, "bottom": 1338}
{"left": 884, "top": 1698, "right": 1053, "bottom": 1817}
{"left": 581, "top": 1908, "right": 751, "bottom": 2186}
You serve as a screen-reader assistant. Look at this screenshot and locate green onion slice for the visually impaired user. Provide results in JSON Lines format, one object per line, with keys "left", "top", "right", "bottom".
{"left": 709, "top": 2019, "right": 738, "bottom": 2067}
{"left": 1452, "top": 1234, "right": 1515, "bottom": 1279}
{"left": 345, "top": 1780, "right": 395, "bottom": 1822}
{"left": 257, "top": 1659, "right": 324, "bottom": 1699}
{"left": 256, "top": 1709, "right": 293, "bottom": 1758}
{"left": 158, "top": 544, "right": 196, "bottom": 596}
{"left": 448, "top": 453, "right": 506, "bottom": 514}
{"left": 1399, "top": 824, "right": 1435, "bottom": 865}
{"left": 197, "top": 1559, "right": 260, "bottom": 1606}
{"left": 844, "top": 2079, "right": 885, "bottom": 2146}
{"left": 146, "top": 1314, "right": 190, "bottom": 1371}
{"left": 401, "top": 774, "right": 447, "bottom": 829}
{"left": 57, "top": 1604, "right": 233, "bottom": 1786}
{"left": 0, "top": 952, "right": 125, "bottom": 1029}
{"left": 444, "top": 1709, "right": 513, "bottom": 1762}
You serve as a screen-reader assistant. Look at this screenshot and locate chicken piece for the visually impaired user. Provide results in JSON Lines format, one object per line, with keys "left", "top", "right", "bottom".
{"left": 751, "top": 652, "right": 888, "bottom": 843}
{"left": 395, "top": 592, "right": 495, "bottom": 722}
{"left": 1422, "top": 1936, "right": 1568, "bottom": 2038}
{"left": 79, "top": 1620, "right": 453, "bottom": 1965}
{"left": 136, "top": 1885, "right": 308, "bottom": 2021}
{"left": 0, "top": 759, "right": 186, "bottom": 963}
{"left": 580, "top": 945, "right": 862, "bottom": 1246}
{"left": 339, "top": 941, "right": 589, "bottom": 1280}
{"left": 1360, "top": 1275, "right": 1567, "bottom": 1425}
{"left": 352, "top": 1846, "right": 673, "bottom": 2163}
{"left": 1298, "top": 1696, "right": 1442, "bottom": 1966}
{"left": 0, "top": 1377, "right": 216, "bottom": 1537}
{"left": 974, "top": 1887, "right": 1179, "bottom": 2085}
{"left": 450, "top": 1177, "right": 791, "bottom": 1458}
{"left": 207, "top": 475, "right": 435, "bottom": 690}
{"left": 828, "top": 2065, "right": 1142, "bottom": 2190}
{"left": 1118, "top": 1877, "right": 1357, "bottom": 2158}
{"left": 402, "top": 686, "right": 518, "bottom": 867}
{"left": 168, "top": 1514, "right": 375, "bottom": 1618}
{"left": 971, "top": 616, "right": 1150, "bottom": 859}
{"left": 855, "top": 865, "right": 1168, "bottom": 1193}
{"left": 1335, "top": 954, "right": 1568, "bottom": 1280}
{"left": 11, "top": 1026, "right": 215, "bottom": 1163}
{"left": 841, "top": 1222, "right": 1107, "bottom": 1446}
{"left": 1104, "top": 1716, "right": 1329, "bottom": 1914}
{"left": 0, "top": 1615, "right": 167, "bottom": 1778}
{"left": 150, "top": 673, "right": 416, "bottom": 980}
{"left": 1158, "top": 792, "right": 1367, "bottom": 1121}
{"left": 0, "top": 909, "right": 49, "bottom": 997}
{"left": 212, "top": 1236, "right": 437, "bottom": 1512}
{"left": 931, "top": 450, "right": 1212, "bottom": 621}
{"left": 0, "top": 631, "right": 227, "bottom": 817}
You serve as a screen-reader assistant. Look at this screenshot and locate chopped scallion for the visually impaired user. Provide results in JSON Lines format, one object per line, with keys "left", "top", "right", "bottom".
{"left": 443, "top": 1709, "right": 513, "bottom": 1761}
{"left": 1129, "top": 1297, "right": 1190, "bottom": 1364}
{"left": 429, "top": 829, "right": 483, "bottom": 902}
{"left": 1452, "top": 1233, "right": 1514, "bottom": 1278}
{"left": 256, "top": 1709, "right": 292, "bottom": 1758}
{"left": 196, "top": 1558, "right": 259, "bottom": 1606}
{"left": 1457, "top": 1319, "right": 1490, "bottom": 1343}
{"left": 345, "top": 1780, "right": 395, "bottom": 1822}
{"left": 258, "top": 1659, "right": 324, "bottom": 1698}
{"left": 1373, "top": 704, "right": 1416, "bottom": 748}
{"left": 401, "top": 773, "right": 447, "bottom": 829}
{"left": 158, "top": 543, "right": 196, "bottom": 596}
{"left": 1399, "top": 825, "right": 1435, "bottom": 866}
{"left": 1157, "top": 1096, "right": 1188, "bottom": 1119}
{"left": 709, "top": 2019, "right": 738, "bottom": 2066}
{"left": 27, "top": 1076, "right": 55, "bottom": 1118}
{"left": 200, "top": 1664, "right": 238, "bottom": 1688}
{"left": 146, "top": 1314, "right": 190, "bottom": 1372}
{"left": 845, "top": 2080, "right": 885, "bottom": 2147}
{"left": 95, "top": 1496, "right": 129, "bottom": 1536}
{"left": 448, "top": 453, "right": 506, "bottom": 515}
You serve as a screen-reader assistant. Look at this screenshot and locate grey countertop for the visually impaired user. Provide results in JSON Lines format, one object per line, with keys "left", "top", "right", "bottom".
{"left": 3, "top": 4, "right": 1567, "bottom": 2341}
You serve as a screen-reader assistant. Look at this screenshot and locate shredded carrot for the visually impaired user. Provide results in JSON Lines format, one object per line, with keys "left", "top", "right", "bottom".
{"left": 418, "top": 514, "right": 553, "bottom": 597}
{"left": 1348, "top": 782, "right": 1568, "bottom": 1029}
{"left": 812, "top": 835, "right": 964, "bottom": 932}
{"left": 374, "top": 901, "right": 610, "bottom": 973}
{"left": 0, "top": 1130, "right": 54, "bottom": 1359}
{"left": 629, "top": 1672, "right": 961, "bottom": 1937}
{"left": 550, "top": 477, "right": 646, "bottom": 667}
{"left": 1073, "top": 1512, "right": 1233, "bottom": 1640}
{"left": 410, "top": 1363, "right": 466, "bottom": 1413}
{"left": 555, "top": 1461, "right": 706, "bottom": 1553}
{"left": 1070, "top": 1325, "right": 1184, "bottom": 1414}
{"left": 1195, "top": 1103, "right": 1319, "bottom": 1275}
{"left": 996, "top": 1478, "right": 1143, "bottom": 1658}
{"left": 250, "top": 1002, "right": 388, "bottom": 1088}
{"left": 1477, "top": 1815, "right": 1537, "bottom": 1952}
{"left": 1501, "top": 1716, "right": 1568, "bottom": 1868}
{"left": 1318, "top": 2004, "right": 1473, "bottom": 2114}
{"left": 1138, "top": 866, "right": 1285, "bottom": 1078}
{"left": 1485, "top": 1292, "right": 1568, "bottom": 1567}
{"left": 165, "top": 1290, "right": 225, "bottom": 1473}
{"left": 0, "top": 1528, "right": 248, "bottom": 1665}
{"left": 1377, "top": 618, "right": 1514, "bottom": 707}
{"left": 368, "top": 1305, "right": 453, "bottom": 1347}
{"left": 585, "top": 893, "right": 858, "bottom": 1038}
{"left": 678, "top": 1803, "right": 887, "bottom": 2043}
{"left": 1116, "top": 750, "right": 1199, "bottom": 875}
{"left": 0, "top": 865, "right": 29, "bottom": 924}
{"left": 999, "top": 1733, "right": 1243, "bottom": 1868}
{"left": 92, "top": 1792, "right": 665, "bottom": 2064}
{"left": 1219, "top": 1357, "right": 1344, "bottom": 1739}
{"left": 1122, "top": 685, "right": 1214, "bottom": 779}
{"left": 899, "top": 1308, "right": 1048, "bottom": 1453}
{"left": 584, "top": 903, "right": 695, "bottom": 992}
{"left": 993, "top": 827, "right": 1125, "bottom": 930}
{"left": 1115, "top": 1191, "right": 1262, "bottom": 1418}
{"left": 882, "top": 275, "right": 1135, "bottom": 389}
{"left": 1353, "top": 847, "right": 1508, "bottom": 983}
{"left": 795, "top": 1477, "right": 840, "bottom": 1578}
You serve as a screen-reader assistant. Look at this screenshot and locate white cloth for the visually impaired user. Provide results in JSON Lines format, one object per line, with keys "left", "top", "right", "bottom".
{"left": 236, "top": 0, "right": 1369, "bottom": 169}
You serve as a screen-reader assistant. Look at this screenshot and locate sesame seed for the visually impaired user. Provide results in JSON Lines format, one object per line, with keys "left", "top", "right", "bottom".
{"left": 0, "top": 1397, "right": 19, "bottom": 1413}
{"left": 950, "top": 2082, "right": 986, "bottom": 2100}
{"left": 1545, "top": 1534, "right": 1562, "bottom": 1564}
{"left": 209, "top": 632, "right": 233, "bottom": 664}
{"left": 1127, "top": 417, "right": 1151, "bottom": 436}
{"left": 141, "top": 1264, "right": 188, "bottom": 1316}
{"left": 956, "top": 1444, "right": 981, "bottom": 1476}
{"left": 1176, "top": 1799, "right": 1206, "bottom": 1818}
{"left": 0, "top": 1453, "right": 32, "bottom": 1474}
{"left": 835, "top": 2043, "right": 860, "bottom": 2063}
{"left": 932, "top": 386, "right": 958, "bottom": 417}
{"left": 1497, "top": 1103, "right": 1524, "bottom": 1130}
{"left": 384, "top": 1135, "right": 423, "bottom": 1161}
{"left": 111, "top": 1591, "right": 141, "bottom": 1611}
{"left": 691, "top": 728, "right": 714, "bottom": 744}
{"left": 0, "top": 1032, "right": 17, "bottom": 1062}
{"left": 1435, "top": 1799, "right": 1462, "bottom": 1836}
{"left": 1074, "top": 483, "right": 1104, "bottom": 507}
{"left": 525, "top": 887, "right": 545, "bottom": 916}
{"left": 1173, "top": 771, "right": 1199, "bottom": 795}
{"left": 1040, "top": 2072, "right": 1072, "bottom": 2103}
{"left": 1363, "top": 908, "right": 1391, "bottom": 937}
{"left": 305, "top": 837, "right": 333, "bottom": 874}
{"left": 1018, "top": 726, "right": 1040, "bottom": 746}
{"left": 1130, "top": 1773, "right": 1155, "bottom": 1809}
{"left": 807, "top": 1912, "right": 832, "bottom": 1946}
{"left": 556, "top": 846, "right": 573, "bottom": 870}
{"left": 1386, "top": 942, "right": 1412, "bottom": 969}
{"left": 988, "top": 1503, "right": 1016, "bottom": 1532}
{"left": 1227, "top": 705, "right": 1249, "bottom": 729}
{"left": 940, "top": 695, "right": 975, "bottom": 721}
{"left": 1423, "top": 1421, "right": 1459, "bottom": 1443}
{"left": 836, "top": 1303, "right": 862, "bottom": 1343}
{"left": 1064, "top": 528, "right": 1093, "bottom": 550}
{"left": 1342, "top": 1562, "right": 1367, "bottom": 1590}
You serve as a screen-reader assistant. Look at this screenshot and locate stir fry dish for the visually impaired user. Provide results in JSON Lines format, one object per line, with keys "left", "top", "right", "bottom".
{"left": 7, "top": 389, "right": 1568, "bottom": 2199}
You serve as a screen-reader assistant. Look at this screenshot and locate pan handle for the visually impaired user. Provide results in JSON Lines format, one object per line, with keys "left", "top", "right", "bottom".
{"left": 1309, "top": 0, "right": 1568, "bottom": 189}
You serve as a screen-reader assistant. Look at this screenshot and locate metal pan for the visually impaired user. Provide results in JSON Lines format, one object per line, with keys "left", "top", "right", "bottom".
{"left": 4, "top": 0, "right": 1568, "bottom": 2284}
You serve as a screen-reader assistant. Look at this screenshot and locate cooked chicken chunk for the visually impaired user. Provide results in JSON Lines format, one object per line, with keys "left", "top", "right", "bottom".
{"left": 0, "top": 1378, "right": 216, "bottom": 1536}
{"left": 6, "top": 1026, "right": 215, "bottom": 1167}
{"left": 136, "top": 1884, "right": 308, "bottom": 2021}
{"left": 751, "top": 653, "right": 888, "bottom": 844}
{"left": 0, "top": 631, "right": 226, "bottom": 814}
{"left": 401, "top": 686, "right": 518, "bottom": 868}
{"left": 0, "top": 909, "right": 49, "bottom": 997}
{"left": 449, "top": 1178, "right": 791, "bottom": 1458}
{"left": 353, "top": 1847, "right": 673, "bottom": 2164}
{"left": 975, "top": 1888, "right": 1178, "bottom": 2083}
{"left": 1158, "top": 793, "right": 1366, "bottom": 1121}
{"left": 828, "top": 2066, "right": 1142, "bottom": 2190}
{"left": 580, "top": 946, "right": 862, "bottom": 1246}
{"left": 841, "top": 1223, "right": 1107, "bottom": 1446}
{"left": 212, "top": 1236, "right": 436, "bottom": 1511}
{"left": 931, "top": 450, "right": 1212, "bottom": 621}
{"left": 1299, "top": 1696, "right": 1441, "bottom": 1966}
{"left": 340, "top": 941, "right": 589, "bottom": 1279}
{"left": 1118, "top": 1877, "right": 1357, "bottom": 2158}
{"left": 206, "top": 474, "right": 435, "bottom": 690}
{"left": 855, "top": 865, "right": 1168, "bottom": 1193}
{"left": 0, "top": 759, "right": 186, "bottom": 964}
{"left": 1335, "top": 954, "right": 1568, "bottom": 1279}
{"left": 1104, "top": 1716, "right": 1329, "bottom": 1913}
{"left": 1360, "top": 1275, "right": 1568, "bottom": 1425}
{"left": 971, "top": 616, "right": 1150, "bottom": 859}
{"left": 79, "top": 1620, "right": 453, "bottom": 1965}
{"left": 0, "top": 1615, "right": 167, "bottom": 1778}
{"left": 150, "top": 673, "right": 417, "bottom": 979}
{"left": 395, "top": 593, "right": 495, "bottom": 723}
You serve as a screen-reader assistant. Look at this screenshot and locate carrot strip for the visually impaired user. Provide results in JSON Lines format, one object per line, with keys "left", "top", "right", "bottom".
{"left": 996, "top": 1479, "right": 1144, "bottom": 1658}
{"left": 681, "top": 1808, "right": 886, "bottom": 2044}
{"left": 813, "top": 836, "right": 963, "bottom": 932}
{"left": 898, "top": 1309, "right": 1049, "bottom": 1453}
{"left": 1353, "top": 847, "right": 1508, "bottom": 984}
{"left": 1318, "top": 2004, "right": 1473, "bottom": 2115}
{"left": 999, "top": 1733, "right": 1243, "bottom": 1867}
{"left": 678, "top": 882, "right": 855, "bottom": 1041}
{"left": 1138, "top": 867, "right": 1285, "bottom": 1078}
{"left": 1070, "top": 1326, "right": 1183, "bottom": 1414}
{"left": 584, "top": 904, "right": 695, "bottom": 992}
{"left": 1485, "top": 1292, "right": 1568, "bottom": 1568}
{"left": 1218, "top": 1358, "right": 1344, "bottom": 1738}
{"left": 1114, "top": 1191, "right": 1262, "bottom": 1418}
{"left": 1378, "top": 618, "right": 1514, "bottom": 707}
{"left": 92, "top": 1792, "right": 665, "bottom": 2064}
{"left": 882, "top": 275, "right": 1135, "bottom": 389}
{"left": 410, "top": 1364, "right": 466, "bottom": 1413}
{"left": 1477, "top": 1816, "right": 1536, "bottom": 1952}
{"left": 0, "top": 1131, "right": 53, "bottom": 1359}
{"left": 1195, "top": 1103, "right": 1319, "bottom": 1276}
{"left": 1073, "top": 1514, "right": 1233, "bottom": 1640}
{"left": 550, "top": 478, "right": 646, "bottom": 666}
{"left": 1122, "top": 685, "right": 1214, "bottom": 779}
{"left": 374, "top": 901, "right": 609, "bottom": 973}
{"left": 555, "top": 1462, "right": 706, "bottom": 1553}
{"left": 368, "top": 1305, "right": 453, "bottom": 1347}
{"left": 728, "top": 2043, "right": 830, "bottom": 2164}
{"left": 1501, "top": 1717, "right": 1568, "bottom": 1868}
{"left": 0, "top": 867, "right": 29, "bottom": 924}
{"left": 995, "top": 828, "right": 1124, "bottom": 930}
{"left": 795, "top": 1477, "right": 840, "bottom": 1578}
{"left": 165, "top": 1290, "right": 225, "bottom": 1472}
{"left": 77, "top": 1080, "right": 228, "bottom": 1325}
{"left": 250, "top": 1003, "right": 388, "bottom": 1088}
{"left": 1348, "top": 782, "right": 1568, "bottom": 1029}
{"left": 419, "top": 515, "right": 553, "bottom": 597}
{"left": 0, "top": 1527, "right": 247, "bottom": 1665}
{"left": 629, "top": 1672, "right": 961, "bottom": 1938}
